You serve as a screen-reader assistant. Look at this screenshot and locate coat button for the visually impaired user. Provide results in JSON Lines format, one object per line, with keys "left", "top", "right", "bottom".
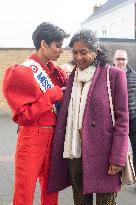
{"left": 91, "top": 121, "right": 96, "bottom": 127}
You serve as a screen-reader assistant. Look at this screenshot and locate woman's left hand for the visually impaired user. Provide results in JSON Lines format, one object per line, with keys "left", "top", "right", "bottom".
{"left": 108, "top": 164, "right": 123, "bottom": 175}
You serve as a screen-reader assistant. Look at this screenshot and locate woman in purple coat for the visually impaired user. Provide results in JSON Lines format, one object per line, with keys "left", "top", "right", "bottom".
{"left": 48, "top": 30, "right": 129, "bottom": 205}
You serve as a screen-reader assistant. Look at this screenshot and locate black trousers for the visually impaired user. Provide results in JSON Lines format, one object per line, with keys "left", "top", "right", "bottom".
{"left": 68, "top": 158, "right": 117, "bottom": 205}
{"left": 129, "top": 119, "right": 136, "bottom": 174}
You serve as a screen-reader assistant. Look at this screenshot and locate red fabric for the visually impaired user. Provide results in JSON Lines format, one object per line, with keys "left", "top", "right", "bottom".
{"left": 3, "top": 53, "right": 66, "bottom": 125}
{"left": 3, "top": 53, "right": 66, "bottom": 204}
{"left": 13, "top": 126, "right": 58, "bottom": 205}
{"left": 30, "top": 53, "right": 66, "bottom": 87}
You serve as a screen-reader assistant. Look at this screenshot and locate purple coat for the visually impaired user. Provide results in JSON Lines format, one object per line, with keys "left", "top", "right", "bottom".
{"left": 48, "top": 65, "right": 129, "bottom": 193}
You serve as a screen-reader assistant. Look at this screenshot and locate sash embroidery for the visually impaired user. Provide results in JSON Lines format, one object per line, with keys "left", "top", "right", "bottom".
{"left": 22, "top": 59, "right": 57, "bottom": 113}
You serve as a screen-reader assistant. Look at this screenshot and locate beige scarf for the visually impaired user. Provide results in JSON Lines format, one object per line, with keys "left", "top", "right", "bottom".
{"left": 63, "top": 65, "right": 96, "bottom": 159}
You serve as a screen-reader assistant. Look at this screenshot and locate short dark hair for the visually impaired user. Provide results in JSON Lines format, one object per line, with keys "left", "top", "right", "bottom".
{"left": 32, "top": 22, "right": 69, "bottom": 50}
{"left": 69, "top": 29, "right": 108, "bottom": 67}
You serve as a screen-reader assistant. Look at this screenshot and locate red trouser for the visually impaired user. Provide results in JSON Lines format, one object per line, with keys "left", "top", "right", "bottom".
{"left": 13, "top": 126, "right": 58, "bottom": 205}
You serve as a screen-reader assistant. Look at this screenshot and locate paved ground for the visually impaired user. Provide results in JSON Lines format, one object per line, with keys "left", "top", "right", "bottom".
{"left": 0, "top": 115, "right": 135, "bottom": 205}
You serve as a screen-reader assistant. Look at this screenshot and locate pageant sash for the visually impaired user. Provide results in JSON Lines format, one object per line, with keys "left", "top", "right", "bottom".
{"left": 22, "top": 59, "right": 57, "bottom": 113}
{"left": 22, "top": 59, "right": 54, "bottom": 93}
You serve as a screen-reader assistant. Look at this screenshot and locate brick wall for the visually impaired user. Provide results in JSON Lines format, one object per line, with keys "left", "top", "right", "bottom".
{"left": 1, "top": 41, "right": 136, "bottom": 114}
{"left": 0, "top": 48, "right": 72, "bottom": 114}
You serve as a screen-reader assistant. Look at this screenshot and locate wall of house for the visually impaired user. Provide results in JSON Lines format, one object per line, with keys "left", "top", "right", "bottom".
{"left": 100, "top": 40, "right": 136, "bottom": 67}
{"left": 0, "top": 42, "right": 136, "bottom": 114}
{"left": 82, "top": 2, "right": 135, "bottom": 39}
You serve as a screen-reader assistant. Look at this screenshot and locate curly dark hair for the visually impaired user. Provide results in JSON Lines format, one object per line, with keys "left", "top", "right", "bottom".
{"left": 32, "top": 22, "right": 69, "bottom": 50}
{"left": 69, "top": 29, "right": 108, "bottom": 68}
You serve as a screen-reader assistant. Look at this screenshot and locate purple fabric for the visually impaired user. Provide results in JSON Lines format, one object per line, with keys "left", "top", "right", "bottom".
{"left": 48, "top": 65, "right": 129, "bottom": 193}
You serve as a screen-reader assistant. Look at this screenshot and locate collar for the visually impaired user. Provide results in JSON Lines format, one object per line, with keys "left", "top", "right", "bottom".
{"left": 29, "top": 52, "right": 55, "bottom": 75}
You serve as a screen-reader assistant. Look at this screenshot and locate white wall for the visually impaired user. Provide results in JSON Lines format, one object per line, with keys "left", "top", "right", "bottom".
{"left": 82, "top": 2, "right": 135, "bottom": 39}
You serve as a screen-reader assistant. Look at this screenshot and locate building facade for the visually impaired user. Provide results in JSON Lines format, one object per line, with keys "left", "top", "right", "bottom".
{"left": 1, "top": 42, "right": 136, "bottom": 114}
{"left": 81, "top": 0, "right": 136, "bottom": 39}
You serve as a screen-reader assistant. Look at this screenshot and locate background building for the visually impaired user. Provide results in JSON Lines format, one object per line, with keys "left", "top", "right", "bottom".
{"left": 1, "top": 43, "right": 136, "bottom": 114}
{"left": 81, "top": 0, "right": 136, "bottom": 39}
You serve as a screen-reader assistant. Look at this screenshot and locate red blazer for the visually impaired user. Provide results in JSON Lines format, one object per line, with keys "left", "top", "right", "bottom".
{"left": 3, "top": 53, "right": 66, "bottom": 126}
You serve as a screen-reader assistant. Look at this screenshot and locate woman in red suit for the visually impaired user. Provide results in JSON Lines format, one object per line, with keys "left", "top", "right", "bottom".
{"left": 3, "top": 22, "right": 69, "bottom": 205}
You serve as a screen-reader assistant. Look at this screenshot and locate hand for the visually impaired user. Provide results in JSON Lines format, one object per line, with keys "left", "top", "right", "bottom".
{"left": 108, "top": 164, "right": 123, "bottom": 175}
{"left": 61, "top": 87, "right": 66, "bottom": 91}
